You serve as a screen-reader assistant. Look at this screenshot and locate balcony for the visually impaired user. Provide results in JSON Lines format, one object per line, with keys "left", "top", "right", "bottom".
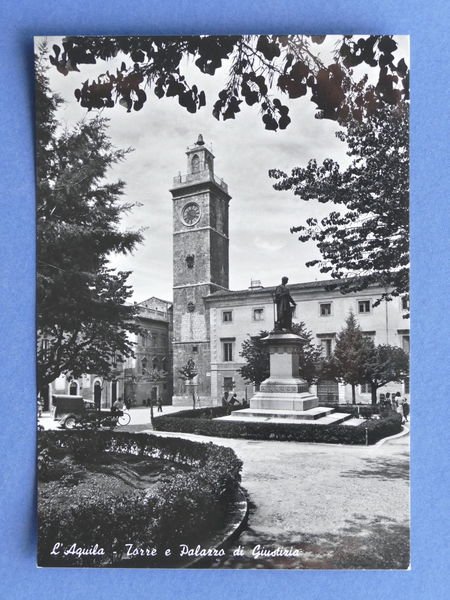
{"left": 172, "top": 169, "right": 228, "bottom": 193}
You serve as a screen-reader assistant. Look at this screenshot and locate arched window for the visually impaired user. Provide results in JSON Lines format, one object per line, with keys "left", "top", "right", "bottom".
{"left": 152, "top": 357, "right": 159, "bottom": 370}
{"left": 69, "top": 381, "right": 78, "bottom": 395}
{"left": 191, "top": 154, "right": 200, "bottom": 173}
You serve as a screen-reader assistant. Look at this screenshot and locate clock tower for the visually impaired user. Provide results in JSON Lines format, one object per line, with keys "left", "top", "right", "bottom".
{"left": 170, "top": 134, "right": 231, "bottom": 403}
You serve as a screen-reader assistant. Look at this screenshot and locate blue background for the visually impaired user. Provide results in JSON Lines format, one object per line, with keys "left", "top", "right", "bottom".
{"left": 0, "top": 1, "right": 448, "bottom": 598}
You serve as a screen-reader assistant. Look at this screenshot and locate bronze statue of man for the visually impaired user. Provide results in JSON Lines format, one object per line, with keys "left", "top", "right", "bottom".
{"left": 274, "top": 276, "right": 297, "bottom": 331}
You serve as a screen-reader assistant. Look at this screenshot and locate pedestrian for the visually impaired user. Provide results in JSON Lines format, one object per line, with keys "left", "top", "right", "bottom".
{"left": 124, "top": 397, "right": 131, "bottom": 410}
{"left": 222, "top": 391, "right": 229, "bottom": 407}
{"left": 229, "top": 392, "right": 239, "bottom": 407}
{"left": 402, "top": 399, "right": 410, "bottom": 423}
{"left": 157, "top": 397, "right": 163, "bottom": 413}
{"left": 385, "top": 392, "right": 391, "bottom": 409}
{"left": 145, "top": 397, "right": 150, "bottom": 407}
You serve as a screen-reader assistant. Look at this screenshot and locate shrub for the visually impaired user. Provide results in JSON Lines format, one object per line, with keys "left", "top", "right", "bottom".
{"left": 38, "top": 431, "right": 242, "bottom": 566}
{"left": 152, "top": 409, "right": 403, "bottom": 445}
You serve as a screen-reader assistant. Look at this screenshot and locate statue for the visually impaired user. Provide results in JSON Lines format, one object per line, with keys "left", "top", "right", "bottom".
{"left": 274, "top": 276, "right": 296, "bottom": 331}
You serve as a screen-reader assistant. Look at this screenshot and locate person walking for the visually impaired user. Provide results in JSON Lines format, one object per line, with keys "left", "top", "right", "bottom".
{"left": 157, "top": 397, "right": 163, "bottom": 413}
{"left": 396, "top": 400, "right": 404, "bottom": 421}
{"left": 402, "top": 399, "right": 410, "bottom": 423}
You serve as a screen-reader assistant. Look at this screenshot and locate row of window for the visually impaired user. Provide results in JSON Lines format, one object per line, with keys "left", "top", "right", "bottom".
{"left": 222, "top": 298, "right": 409, "bottom": 323}
{"left": 223, "top": 308, "right": 264, "bottom": 323}
{"left": 219, "top": 334, "right": 410, "bottom": 363}
{"left": 139, "top": 332, "right": 168, "bottom": 347}
{"left": 140, "top": 356, "right": 168, "bottom": 373}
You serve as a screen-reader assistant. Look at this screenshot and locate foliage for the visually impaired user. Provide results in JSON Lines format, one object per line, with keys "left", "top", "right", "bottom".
{"left": 270, "top": 98, "right": 409, "bottom": 304}
{"left": 153, "top": 408, "right": 402, "bottom": 445}
{"left": 238, "top": 332, "right": 270, "bottom": 389}
{"left": 36, "top": 45, "right": 143, "bottom": 391}
{"left": 364, "top": 344, "right": 409, "bottom": 404}
{"left": 178, "top": 358, "right": 198, "bottom": 381}
{"left": 48, "top": 35, "right": 408, "bottom": 131}
{"left": 38, "top": 430, "right": 242, "bottom": 566}
{"left": 238, "top": 322, "right": 323, "bottom": 387}
{"left": 330, "top": 312, "right": 374, "bottom": 404}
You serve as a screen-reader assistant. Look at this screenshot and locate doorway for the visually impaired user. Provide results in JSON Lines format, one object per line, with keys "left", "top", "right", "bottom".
{"left": 94, "top": 381, "right": 102, "bottom": 410}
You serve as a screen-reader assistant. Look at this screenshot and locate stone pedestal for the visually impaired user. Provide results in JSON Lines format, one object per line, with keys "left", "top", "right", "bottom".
{"left": 250, "top": 331, "right": 319, "bottom": 411}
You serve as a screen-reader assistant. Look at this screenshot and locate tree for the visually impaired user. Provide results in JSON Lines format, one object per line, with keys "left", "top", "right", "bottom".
{"left": 331, "top": 312, "right": 374, "bottom": 404}
{"left": 36, "top": 45, "right": 144, "bottom": 394}
{"left": 364, "top": 345, "right": 409, "bottom": 405}
{"left": 238, "top": 322, "right": 323, "bottom": 388}
{"left": 179, "top": 359, "right": 198, "bottom": 408}
{"left": 48, "top": 35, "right": 408, "bottom": 131}
{"left": 269, "top": 98, "right": 409, "bottom": 306}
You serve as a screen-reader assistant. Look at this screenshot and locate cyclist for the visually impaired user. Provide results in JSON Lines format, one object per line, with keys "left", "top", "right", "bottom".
{"left": 112, "top": 397, "right": 125, "bottom": 414}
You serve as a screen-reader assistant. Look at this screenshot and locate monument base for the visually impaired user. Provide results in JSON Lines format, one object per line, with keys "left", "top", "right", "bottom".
{"left": 250, "top": 390, "right": 318, "bottom": 411}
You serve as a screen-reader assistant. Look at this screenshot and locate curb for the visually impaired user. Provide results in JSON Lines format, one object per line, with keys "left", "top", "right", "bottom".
{"left": 185, "top": 485, "right": 249, "bottom": 568}
{"left": 373, "top": 423, "right": 410, "bottom": 447}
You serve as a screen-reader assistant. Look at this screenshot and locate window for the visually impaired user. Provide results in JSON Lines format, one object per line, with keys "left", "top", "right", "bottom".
{"left": 253, "top": 308, "right": 264, "bottom": 321}
{"left": 141, "top": 357, "right": 148, "bottom": 373}
{"left": 358, "top": 300, "right": 371, "bottom": 314}
{"left": 222, "top": 341, "right": 234, "bottom": 362}
{"left": 363, "top": 331, "right": 376, "bottom": 341}
{"left": 320, "top": 338, "right": 333, "bottom": 358}
{"left": 401, "top": 296, "right": 409, "bottom": 311}
{"left": 402, "top": 335, "right": 410, "bottom": 354}
{"left": 222, "top": 311, "right": 233, "bottom": 323}
{"left": 320, "top": 303, "right": 332, "bottom": 316}
{"left": 192, "top": 345, "right": 198, "bottom": 353}
{"left": 360, "top": 383, "right": 371, "bottom": 394}
{"left": 223, "top": 377, "right": 234, "bottom": 392}
{"left": 152, "top": 357, "right": 159, "bottom": 370}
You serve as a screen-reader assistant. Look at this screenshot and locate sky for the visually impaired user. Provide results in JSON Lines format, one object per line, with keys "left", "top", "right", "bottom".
{"left": 40, "top": 35, "right": 408, "bottom": 303}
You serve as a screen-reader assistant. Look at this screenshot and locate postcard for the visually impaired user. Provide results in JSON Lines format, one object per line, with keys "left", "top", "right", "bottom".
{"left": 36, "top": 34, "right": 410, "bottom": 568}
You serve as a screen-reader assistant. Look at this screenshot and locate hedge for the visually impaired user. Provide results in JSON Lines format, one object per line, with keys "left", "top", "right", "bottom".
{"left": 152, "top": 408, "right": 402, "bottom": 445}
{"left": 38, "top": 430, "right": 242, "bottom": 566}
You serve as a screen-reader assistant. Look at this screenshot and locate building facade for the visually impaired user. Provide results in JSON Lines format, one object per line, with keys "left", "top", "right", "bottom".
{"left": 45, "top": 297, "right": 173, "bottom": 411}
{"left": 122, "top": 297, "right": 173, "bottom": 406}
{"left": 170, "top": 136, "right": 410, "bottom": 407}
{"left": 204, "top": 281, "right": 410, "bottom": 405}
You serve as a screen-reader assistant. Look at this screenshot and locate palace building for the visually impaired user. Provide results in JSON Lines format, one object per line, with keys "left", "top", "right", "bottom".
{"left": 170, "top": 135, "right": 410, "bottom": 406}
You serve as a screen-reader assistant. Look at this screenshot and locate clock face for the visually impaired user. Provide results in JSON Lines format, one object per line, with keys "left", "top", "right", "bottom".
{"left": 182, "top": 202, "right": 201, "bottom": 226}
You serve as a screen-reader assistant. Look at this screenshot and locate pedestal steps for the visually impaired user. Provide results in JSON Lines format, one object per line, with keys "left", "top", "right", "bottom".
{"left": 214, "top": 407, "right": 353, "bottom": 426}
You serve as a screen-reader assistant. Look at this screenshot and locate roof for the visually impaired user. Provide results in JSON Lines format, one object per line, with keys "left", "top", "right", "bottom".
{"left": 205, "top": 278, "right": 347, "bottom": 302}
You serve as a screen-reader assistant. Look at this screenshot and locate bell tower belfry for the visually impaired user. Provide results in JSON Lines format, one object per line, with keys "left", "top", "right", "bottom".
{"left": 170, "top": 135, "right": 231, "bottom": 403}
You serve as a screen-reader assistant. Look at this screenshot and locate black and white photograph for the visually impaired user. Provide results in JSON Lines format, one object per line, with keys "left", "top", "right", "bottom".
{"left": 36, "top": 34, "right": 410, "bottom": 569}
